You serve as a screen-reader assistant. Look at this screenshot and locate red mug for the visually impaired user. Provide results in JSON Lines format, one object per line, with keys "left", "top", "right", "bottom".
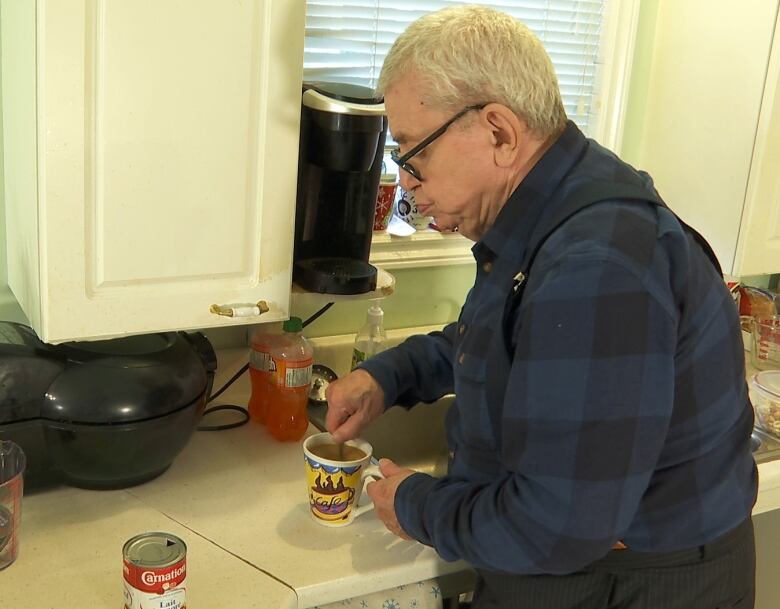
{"left": 374, "top": 177, "right": 398, "bottom": 231}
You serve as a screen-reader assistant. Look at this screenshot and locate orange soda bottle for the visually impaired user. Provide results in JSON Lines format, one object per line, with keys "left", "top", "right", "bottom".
{"left": 248, "top": 323, "right": 281, "bottom": 424}
{"left": 266, "top": 317, "right": 313, "bottom": 442}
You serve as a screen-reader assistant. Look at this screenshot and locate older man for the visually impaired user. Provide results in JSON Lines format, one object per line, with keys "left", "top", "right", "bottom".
{"left": 325, "top": 6, "right": 757, "bottom": 608}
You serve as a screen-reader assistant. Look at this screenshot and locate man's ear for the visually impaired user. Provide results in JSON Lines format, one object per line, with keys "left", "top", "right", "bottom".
{"left": 482, "top": 104, "right": 527, "bottom": 168}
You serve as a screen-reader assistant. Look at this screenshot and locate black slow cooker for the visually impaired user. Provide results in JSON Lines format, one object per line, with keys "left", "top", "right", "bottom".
{"left": 0, "top": 322, "right": 216, "bottom": 490}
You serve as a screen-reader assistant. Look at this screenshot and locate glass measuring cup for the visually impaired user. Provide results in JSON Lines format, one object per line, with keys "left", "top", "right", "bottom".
{"left": 752, "top": 316, "right": 780, "bottom": 371}
{"left": 0, "top": 441, "right": 26, "bottom": 569}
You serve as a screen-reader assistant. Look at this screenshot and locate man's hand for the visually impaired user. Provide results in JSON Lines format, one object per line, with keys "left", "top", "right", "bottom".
{"left": 366, "top": 458, "right": 416, "bottom": 540}
{"left": 324, "top": 369, "right": 385, "bottom": 442}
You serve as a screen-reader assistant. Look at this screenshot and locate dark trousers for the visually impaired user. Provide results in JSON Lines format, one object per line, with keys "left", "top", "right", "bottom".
{"left": 472, "top": 518, "right": 755, "bottom": 609}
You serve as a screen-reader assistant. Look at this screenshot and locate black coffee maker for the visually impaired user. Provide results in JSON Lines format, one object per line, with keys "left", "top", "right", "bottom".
{"left": 293, "top": 83, "right": 388, "bottom": 294}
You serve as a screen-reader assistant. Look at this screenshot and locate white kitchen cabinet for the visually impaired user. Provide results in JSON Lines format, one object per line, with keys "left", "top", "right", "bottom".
{"left": 736, "top": 19, "right": 780, "bottom": 275}
{"left": 627, "top": 0, "right": 780, "bottom": 276}
{"left": 0, "top": 0, "right": 305, "bottom": 343}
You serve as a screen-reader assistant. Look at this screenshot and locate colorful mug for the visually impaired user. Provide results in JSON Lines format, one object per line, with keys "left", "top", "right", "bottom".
{"left": 373, "top": 174, "right": 398, "bottom": 231}
{"left": 395, "top": 188, "right": 433, "bottom": 229}
{"left": 303, "top": 432, "right": 381, "bottom": 527}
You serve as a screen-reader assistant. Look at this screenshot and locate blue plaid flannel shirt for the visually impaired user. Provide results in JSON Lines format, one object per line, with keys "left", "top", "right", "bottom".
{"left": 360, "top": 121, "right": 757, "bottom": 575}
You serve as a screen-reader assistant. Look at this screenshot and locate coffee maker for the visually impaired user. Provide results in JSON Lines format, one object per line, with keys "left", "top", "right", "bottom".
{"left": 293, "top": 83, "right": 387, "bottom": 294}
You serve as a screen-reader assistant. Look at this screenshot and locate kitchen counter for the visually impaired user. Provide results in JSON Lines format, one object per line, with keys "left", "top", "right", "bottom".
{"left": 125, "top": 347, "right": 472, "bottom": 607}
{"left": 0, "top": 346, "right": 472, "bottom": 609}
{"left": 1, "top": 485, "right": 297, "bottom": 608}
{"left": 2, "top": 335, "right": 778, "bottom": 609}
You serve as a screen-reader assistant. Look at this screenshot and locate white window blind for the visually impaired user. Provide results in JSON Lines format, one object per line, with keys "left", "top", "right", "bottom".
{"left": 304, "top": 0, "right": 607, "bottom": 135}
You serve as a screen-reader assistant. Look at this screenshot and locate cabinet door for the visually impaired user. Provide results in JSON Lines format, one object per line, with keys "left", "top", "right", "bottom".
{"left": 735, "top": 8, "right": 780, "bottom": 275}
{"left": 628, "top": 0, "right": 778, "bottom": 274}
{"left": 11, "top": 0, "right": 304, "bottom": 343}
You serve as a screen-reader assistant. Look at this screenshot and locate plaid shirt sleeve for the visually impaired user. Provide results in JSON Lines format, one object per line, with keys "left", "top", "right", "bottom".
{"left": 360, "top": 321, "right": 458, "bottom": 409}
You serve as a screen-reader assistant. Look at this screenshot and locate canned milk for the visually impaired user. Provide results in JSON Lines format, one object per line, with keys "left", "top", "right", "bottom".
{"left": 123, "top": 532, "right": 187, "bottom": 609}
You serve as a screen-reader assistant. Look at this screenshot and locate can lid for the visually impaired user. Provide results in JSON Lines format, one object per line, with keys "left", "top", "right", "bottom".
{"left": 752, "top": 370, "right": 780, "bottom": 399}
{"left": 123, "top": 533, "right": 187, "bottom": 567}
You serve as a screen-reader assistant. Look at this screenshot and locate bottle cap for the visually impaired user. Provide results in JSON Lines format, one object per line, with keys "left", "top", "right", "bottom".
{"left": 367, "top": 305, "right": 384, "bottom": 324}
{"left": 283, "top": 317, "right": 303, "bottom": 333}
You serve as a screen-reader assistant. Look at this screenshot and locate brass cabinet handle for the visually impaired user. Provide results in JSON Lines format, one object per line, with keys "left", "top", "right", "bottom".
{"left": 209, "top": 301, "right": 270, "bottom": 318}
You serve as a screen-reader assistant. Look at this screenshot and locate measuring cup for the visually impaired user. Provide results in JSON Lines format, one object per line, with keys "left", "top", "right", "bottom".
{"left": 752, "top": 316, "right": 780, "bottom": 371}
{"left": 0, "top": 441, "right": 26, "bottom": 569}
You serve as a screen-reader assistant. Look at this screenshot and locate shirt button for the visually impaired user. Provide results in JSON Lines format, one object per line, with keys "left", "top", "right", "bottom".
{"left": 482, "top": 262, "right": 493, "bottom": 273}
{"left": 458, "top": 353, "right": 465, "bottom": 364}
{"left": 459, "top": 324, "right": 466, "bottom": 335}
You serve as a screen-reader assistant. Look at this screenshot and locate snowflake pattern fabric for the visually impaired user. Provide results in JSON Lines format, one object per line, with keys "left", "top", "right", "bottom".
{"left": 313, "top": 578, "right": 443, "bottom": 609}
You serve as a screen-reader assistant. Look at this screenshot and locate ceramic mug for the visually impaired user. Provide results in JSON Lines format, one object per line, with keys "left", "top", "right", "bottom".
{"left": 373, "top": 174, "right": 398, "bottom": 231}
{"left": 303, "top": 432, "right": 382, "bottom": 527}
{"left": 395, "top": 188, "right": 433, "bottom": 229}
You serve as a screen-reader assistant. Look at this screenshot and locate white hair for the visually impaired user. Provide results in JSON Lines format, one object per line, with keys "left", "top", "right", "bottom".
{"left": 377, "top": 5, "right": 567, "bottom": 137}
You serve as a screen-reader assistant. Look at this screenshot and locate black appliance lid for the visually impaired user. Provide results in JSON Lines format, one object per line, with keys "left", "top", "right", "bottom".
{"left": 294, "top": 258, "right": 377, "bottom": 295}
{"left": 0, "top": 322, "right": 66, "bottom": 423}
{"left": 40, "top": 331, "right": 215, "bottom": 425}
{"left": 303, "top": 83, "right": 385, "bottom": 116}
{"left": 56, "top": 332, "right": 175, "bottom": 362}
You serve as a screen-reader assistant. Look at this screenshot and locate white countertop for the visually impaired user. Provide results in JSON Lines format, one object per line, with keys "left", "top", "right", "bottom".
{"left": 1, "top": 486, "right": 297, "bottom": 608}
{"left": 755, "top": 459, "right": 780, "bottom": 515}
{"left": 0, "top": 346, "right": 471, "bottom": 609}
{"left": 126, "top": 348, "right": 471, "bottom": 608}
{"left": 2, "top": 339, "right": 777, "bottom": 609}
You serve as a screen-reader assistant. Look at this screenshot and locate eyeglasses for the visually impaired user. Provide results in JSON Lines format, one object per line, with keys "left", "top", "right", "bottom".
{"left": 390, "top": 104, "right": 487, "bottom": 182}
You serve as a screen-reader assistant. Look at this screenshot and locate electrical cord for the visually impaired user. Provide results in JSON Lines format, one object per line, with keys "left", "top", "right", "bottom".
{"left": 197, "top": 302, "right": 335, "bottom": 431}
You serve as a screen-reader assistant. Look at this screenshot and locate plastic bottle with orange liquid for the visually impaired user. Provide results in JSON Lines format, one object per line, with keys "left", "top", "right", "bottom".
{"left": 266, "top": 317, "right": 313, "bottom": 441}
{"left": 247, "top": 322, "right": 281, "bottom": 424}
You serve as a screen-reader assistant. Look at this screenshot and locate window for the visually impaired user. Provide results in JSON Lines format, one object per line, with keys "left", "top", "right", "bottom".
{"left": 302, "top": 1, "right": 641, "bottom": 268}
{"left": 303, "top": 0, "right": 638, "bottom": 144}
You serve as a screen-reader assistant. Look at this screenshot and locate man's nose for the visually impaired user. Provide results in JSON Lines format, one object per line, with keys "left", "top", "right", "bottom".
{"left": 399, "top": 170, "right": 420, "bottom": 193}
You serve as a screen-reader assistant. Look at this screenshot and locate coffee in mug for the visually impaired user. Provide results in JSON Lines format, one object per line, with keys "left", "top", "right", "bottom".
{"left": 309, "top": 443, "right": 367, "bottom": 462}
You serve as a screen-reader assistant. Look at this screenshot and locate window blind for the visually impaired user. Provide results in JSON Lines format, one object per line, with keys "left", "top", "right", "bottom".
{"left": 303, "top": 0, "right": 607, "bottom": 135}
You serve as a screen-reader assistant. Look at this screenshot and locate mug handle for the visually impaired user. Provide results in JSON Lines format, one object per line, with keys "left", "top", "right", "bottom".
{"left": 351, "top": 464, "right": 384, "bottom": 520}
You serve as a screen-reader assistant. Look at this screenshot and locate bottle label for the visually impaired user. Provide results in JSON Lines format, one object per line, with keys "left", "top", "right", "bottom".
{"left": 351, "top": 348, "right": 366, "bottom": 371}
{"left": 273, "top": 357, "right": 313, "bottom": 389}
{"left": 250, "top": 350, "right": 274, "bottom": 372}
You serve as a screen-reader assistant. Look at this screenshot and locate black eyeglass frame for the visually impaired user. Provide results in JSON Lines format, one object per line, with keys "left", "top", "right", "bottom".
{"left": 390, "top": 103, "right": 488, "bottom": 182}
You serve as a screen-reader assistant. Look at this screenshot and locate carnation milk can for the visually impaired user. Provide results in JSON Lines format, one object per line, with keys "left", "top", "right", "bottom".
{"left": 123, "top": 532, "right": 187, "bottom": 609}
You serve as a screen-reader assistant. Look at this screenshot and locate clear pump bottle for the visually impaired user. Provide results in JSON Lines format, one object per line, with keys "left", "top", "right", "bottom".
{"left": 351, "top": 304, "right": 387, "bottom": 370}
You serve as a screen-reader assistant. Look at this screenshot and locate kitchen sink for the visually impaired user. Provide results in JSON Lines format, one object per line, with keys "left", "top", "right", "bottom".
{"left": 307, "top": 394, "right": 453, "bottom": 477}
{"left": 307, "top": 327, "right": 455, "bottom": 478}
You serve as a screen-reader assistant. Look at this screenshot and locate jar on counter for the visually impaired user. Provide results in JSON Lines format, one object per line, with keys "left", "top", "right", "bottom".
{"left": 750, "top": 370, "right": 780, "bottom": 438}
{"left": 751, "top": 315, "right": 780, "bottom": 371}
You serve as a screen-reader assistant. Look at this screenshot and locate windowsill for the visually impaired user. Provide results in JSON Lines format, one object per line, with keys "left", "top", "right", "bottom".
{"left": 369, "top": 229, "right": 474, "bottom": 269}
